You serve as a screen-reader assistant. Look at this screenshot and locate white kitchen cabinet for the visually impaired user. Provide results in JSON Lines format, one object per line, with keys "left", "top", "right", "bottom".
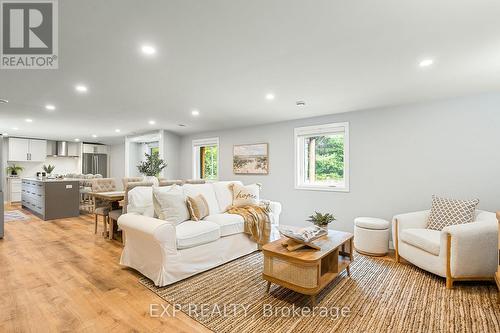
{"left": 83, "top": 144, "right": 107, "bottom": 154}
{"left": 28, "top": 139, "right": 47, "bottom": 161}
{"left": 8, "top": 138, "right": 47, "bottom": 162}
{"left": 8, "top": 138, "right": 30, "bottom": 161}
{"left": 67, "top": 142, "right": 80, "bottom": 156}
{"left": 7, "top": 177, "right": 22, "bottom": 203}
{"left": 95, "top": 145, "right": 108, "bottom": 154}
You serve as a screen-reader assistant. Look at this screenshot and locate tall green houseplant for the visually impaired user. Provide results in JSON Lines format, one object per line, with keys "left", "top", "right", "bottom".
{"left": 137, "top": 152, "right": 167, "bottom": 177}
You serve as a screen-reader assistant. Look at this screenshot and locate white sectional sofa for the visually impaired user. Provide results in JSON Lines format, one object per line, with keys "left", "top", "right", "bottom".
{"left": 118, "top": 181, "right": 282, "bottom": 286}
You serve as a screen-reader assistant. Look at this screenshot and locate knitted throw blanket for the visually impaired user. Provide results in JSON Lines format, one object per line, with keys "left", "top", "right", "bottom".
{"left": 227, "top": 202, "right": 271, "bottom": 246}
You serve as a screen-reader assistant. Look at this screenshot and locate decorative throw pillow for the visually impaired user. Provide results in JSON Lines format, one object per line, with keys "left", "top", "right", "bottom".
{"left": 186, "top": 194, "right": 210, "bottom": 221}
{"left": 152, "top": 185, "right": 190, "bottom": 225}
{"left": 426, "top": 195, "right": 479, "bottom": 231}
{"left": 230, "top": 183, "right": 260, "bottom": 207}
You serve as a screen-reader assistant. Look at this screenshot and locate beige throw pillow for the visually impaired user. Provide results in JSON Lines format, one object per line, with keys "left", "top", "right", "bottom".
{"left": 426, "top": 195, "right": 479, "bottom": 231}
{"left": 230, "top": 183, "right": 260, "bottom": 207}
{"left": 186, "top": 195, "right": 210, "bottom": 221}
{"left": 152, "top": 185, "right": 190, "bottom": 225}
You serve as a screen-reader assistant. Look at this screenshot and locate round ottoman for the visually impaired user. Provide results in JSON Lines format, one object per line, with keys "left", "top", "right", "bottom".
{"left": 354, "top": 217, "right": 390, "bottom": 256}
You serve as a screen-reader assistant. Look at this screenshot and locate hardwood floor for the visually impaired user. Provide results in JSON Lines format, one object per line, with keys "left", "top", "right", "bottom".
{"left": 0, "top": 204, "right": 211, "bottom": 333}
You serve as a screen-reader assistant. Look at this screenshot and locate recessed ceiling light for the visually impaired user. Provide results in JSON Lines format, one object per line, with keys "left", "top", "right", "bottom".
{"left": 148, "top": 120, "right": 156, "bottom": 125}
{"left": 265, "top": 93, "right": 275, "bottom": 100}
{"left": 74, "top": 138, "right": 80, "bottom": 142}
{"left": 45, "top": 104, "right": 56, "bottom": 111}
{"left": 141, "top": 45, "right": 156, "bottom": 55}
{"left": 25, "top": 118, "right": 33, "bottom": 123}
{"left": 419, "top": 58, "right": 434, "bottom": 68}
{"left": 75, "top": 85, "right": 88, "bottom": 93}
{"left": 12, "top": 127, "right": 18, "bottom": 130}
{"left": 296, "top": 101, "right": 306, "bottom": 107}
{"left": 191, "top": 110, "right": 200, "bottom": 117}
{"left": 92, "top": 134, "right": 97, "bottom": 138}
{"left": 0, "top": 99, "right": 8, "bottom": 104}
{"left": 115, "top": 129, "right": 121, "bottom": 133}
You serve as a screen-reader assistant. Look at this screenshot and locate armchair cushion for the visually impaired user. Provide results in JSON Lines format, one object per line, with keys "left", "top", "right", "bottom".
{"left": 400, "top": 228, "right": 441, "bottom": 256}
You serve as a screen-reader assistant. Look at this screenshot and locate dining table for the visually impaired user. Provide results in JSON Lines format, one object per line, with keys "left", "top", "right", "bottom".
{"left": 89, "top": 191, "right": 125, "bottom": 240}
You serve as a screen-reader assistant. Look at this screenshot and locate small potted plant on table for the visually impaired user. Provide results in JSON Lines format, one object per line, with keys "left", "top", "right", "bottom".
{"left": 307, "top": 211, "right": 336, "bottom": 230}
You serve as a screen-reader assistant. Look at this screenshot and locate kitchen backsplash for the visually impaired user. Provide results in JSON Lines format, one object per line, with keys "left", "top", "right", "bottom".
{"left": 6, "top": 157, "right": 79, "bottom": 178}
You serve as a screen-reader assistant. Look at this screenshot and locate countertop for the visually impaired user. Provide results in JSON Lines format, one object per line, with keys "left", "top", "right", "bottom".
{"left": 22, "top": 177, "right": 80, "bottom": 183}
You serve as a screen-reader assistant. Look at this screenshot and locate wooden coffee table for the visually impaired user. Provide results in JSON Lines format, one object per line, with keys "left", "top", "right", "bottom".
{"left": 262, "top": 230, "right": 353, "bottom": 306}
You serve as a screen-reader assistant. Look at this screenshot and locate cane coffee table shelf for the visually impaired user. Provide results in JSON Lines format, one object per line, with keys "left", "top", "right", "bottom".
{"left": 262, "top": 230, "right": 353, "bottom": 306}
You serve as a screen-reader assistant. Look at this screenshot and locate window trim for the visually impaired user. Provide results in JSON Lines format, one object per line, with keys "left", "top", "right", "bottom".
{"left": 192, "top": 137, "right": 219, "bottom": 180}
{"left": 294, "top": 122, "right": 349, "bottom": 192}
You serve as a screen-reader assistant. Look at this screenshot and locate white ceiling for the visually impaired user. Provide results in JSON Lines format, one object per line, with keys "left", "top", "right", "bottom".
{"left": 1, "top": 0, "right": 500, "bottom": 144}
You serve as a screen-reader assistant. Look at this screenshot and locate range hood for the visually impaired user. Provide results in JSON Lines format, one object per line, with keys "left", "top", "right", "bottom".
{"left": 46, "top": 141, "right": 79, "bottom": 157}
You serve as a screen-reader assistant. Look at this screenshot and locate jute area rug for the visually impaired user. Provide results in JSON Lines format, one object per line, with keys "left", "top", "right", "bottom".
{"left": 140, "top": 252, "right": 499, "bottom": 333}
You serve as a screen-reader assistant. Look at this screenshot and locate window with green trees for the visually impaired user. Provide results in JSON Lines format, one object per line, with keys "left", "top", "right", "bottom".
{"left": 192, "top": 137, "right": 219, "bottom": 180}
{"left": 200, "top": 145, "right": 218, "bottom": 180}
{"left": 295, "top": 123, "right": 349, "bottom": 191}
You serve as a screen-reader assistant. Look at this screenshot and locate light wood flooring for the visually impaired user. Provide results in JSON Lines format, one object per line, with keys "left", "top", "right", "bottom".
{"left": 1, "top": 204, "right": 399, "bottom": 333}
{"left": 0, "top": 204, "right": 211, "bottom": 333}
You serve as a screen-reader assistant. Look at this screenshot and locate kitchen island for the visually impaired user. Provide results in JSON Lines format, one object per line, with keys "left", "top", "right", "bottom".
{"left": 21, "top": 178, "right": 80, "bottom": 220}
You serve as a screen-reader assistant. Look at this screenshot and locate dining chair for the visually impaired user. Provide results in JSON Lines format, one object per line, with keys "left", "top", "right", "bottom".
{"left": 91, "top": 178, "right": 117, "bottom": 236}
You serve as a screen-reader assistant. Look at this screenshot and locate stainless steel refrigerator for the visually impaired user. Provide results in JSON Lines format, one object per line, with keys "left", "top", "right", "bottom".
{"left": 0, "top": 134, "right": 4, "bottom": 238}
{"left": 82, "top": 153, "right": 108, "bottom": 177}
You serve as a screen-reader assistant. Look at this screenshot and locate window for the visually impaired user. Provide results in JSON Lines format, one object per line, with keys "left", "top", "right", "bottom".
{"left": 295, "top": 122, "right": 349, "bottom": 192}
{"left": 192, "top": 137, "right": 219, "bottom": 180}
{"left": 150, "top": 146, "right": 159, "bottom": 155}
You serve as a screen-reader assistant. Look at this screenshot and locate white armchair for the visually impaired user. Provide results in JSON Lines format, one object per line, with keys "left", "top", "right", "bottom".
{"left": 392, "top": 210, "right": 498, "bottom": 288}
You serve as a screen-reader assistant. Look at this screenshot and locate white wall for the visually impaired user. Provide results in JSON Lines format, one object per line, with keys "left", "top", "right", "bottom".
{"left": 178, "top": 93, "right": 500, "bottom": 232}
{"left": 162, "top": 130, "right": 181, "bottom": 179}
{"left": 111, "top": 130, "right": 182, "bottom": 186}
{"left": 109, "top": 143, "right": 125, "bottom": 189}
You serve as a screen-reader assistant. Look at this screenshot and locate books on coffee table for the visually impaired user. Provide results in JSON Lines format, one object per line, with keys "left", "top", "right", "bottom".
{"left": 278, "top": 225, "right": 328, "bottom": 249}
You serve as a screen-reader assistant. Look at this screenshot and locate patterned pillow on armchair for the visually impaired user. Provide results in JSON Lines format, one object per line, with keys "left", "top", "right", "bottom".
{"left": 426, "top": 195, "right": 479, "bottom": 231}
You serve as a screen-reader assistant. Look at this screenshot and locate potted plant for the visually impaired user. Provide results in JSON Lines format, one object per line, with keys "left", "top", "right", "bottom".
{"left": 6, "top": 164, "right": 24, "bottom": 176}
{"left": 307, "top": 211, "right": 336, "bottom": 229}
{"left": 43, "top": 164, "right": 56, "bottom": 176}
{"left": 137, "top": 151, "right": 167, "bottom": 182}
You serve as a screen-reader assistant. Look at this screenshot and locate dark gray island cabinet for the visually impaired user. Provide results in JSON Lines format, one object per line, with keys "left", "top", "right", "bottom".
{"left": 21, "top": 178, "right": 80, "bottom": 220}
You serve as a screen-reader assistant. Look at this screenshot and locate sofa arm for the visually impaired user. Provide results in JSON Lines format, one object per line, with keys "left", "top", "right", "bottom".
{"left": 442, "top": 220, "right": 498, "bottom": 277}
{"left": 118, "top": 213, "right": 177, "bottom": 252}
{"left": 262, "top": 200, "right": 282, "bottom": 225}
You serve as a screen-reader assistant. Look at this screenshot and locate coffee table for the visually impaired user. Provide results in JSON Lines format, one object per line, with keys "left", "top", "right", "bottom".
{"left": 262, "top": 229, "right": 353, "bottom": 306}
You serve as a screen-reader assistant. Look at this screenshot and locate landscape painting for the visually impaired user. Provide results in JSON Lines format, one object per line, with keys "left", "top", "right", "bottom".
{"left": 233, "top": 143, "right": 269, "bottom": 174}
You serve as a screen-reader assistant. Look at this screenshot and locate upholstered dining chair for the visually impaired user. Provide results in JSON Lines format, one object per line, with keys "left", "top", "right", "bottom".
{"left": 122, "top": 177, "right": 144, "bottom": 191}
{"left": 91, "top": 178, "right": 117, "bottom": 236}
